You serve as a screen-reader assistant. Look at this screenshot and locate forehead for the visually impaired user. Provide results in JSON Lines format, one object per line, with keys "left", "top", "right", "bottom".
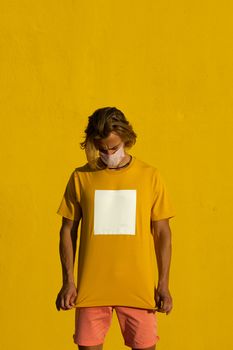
{"left": 96, "top": 132, "right": 122, "bottom": 147}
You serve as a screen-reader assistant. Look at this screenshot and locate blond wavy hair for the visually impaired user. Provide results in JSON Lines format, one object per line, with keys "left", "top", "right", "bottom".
{"left": 80, "top": 107, "right": 137, "bottom": 170}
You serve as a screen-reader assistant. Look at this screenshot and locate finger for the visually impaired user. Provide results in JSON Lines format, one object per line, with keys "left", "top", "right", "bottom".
{"left": 57, "top": 293, "right": 64, "bottom": 311}
{"left": 70, "top": 293, "right": 77, "bottom": 306}
{"left": 55, "top": 297, "right": 60, "bottom": 311}
{"left": 60, "top": 296, "right": 66, "bottom": 310}
{"left": 68, "top": 294, "right": 75, "bottom": 307}
{"left": 163, "top": 298, "right": 172, "bottom": 310}
{"left": 155, "top": 300, "right": 164, "bottom": 312}
{"left": 161, "top": 299, "right": 168, "bottom": 310}
{"left": 158, "top": 306, "right": 166, "bottom": 313}
{"left": 156, "top": 308, "right": 166, "bottom": 313}
{"left": 166, "top": 305, "right": 173, "bottom": 315}
{"left": 64, "top": 295, "right": 72, "bottom": 309}
{"left": 158, "top": 300, "right": 166, "bottom": 313}
{"left": 155, "top": 297, "right": 162, "bottom": 309}
{"left": 163, "top": 302, "right": 172, "bottom": 314}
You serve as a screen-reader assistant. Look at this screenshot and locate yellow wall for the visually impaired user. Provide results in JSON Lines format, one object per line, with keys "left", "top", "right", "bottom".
{"left": 0, "top": 1, "right": 232, "bottom": 349}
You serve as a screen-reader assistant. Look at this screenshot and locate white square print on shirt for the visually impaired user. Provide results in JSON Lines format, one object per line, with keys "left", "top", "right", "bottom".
{"left": 94, "top": 189, "right": 137, "bottom": 235}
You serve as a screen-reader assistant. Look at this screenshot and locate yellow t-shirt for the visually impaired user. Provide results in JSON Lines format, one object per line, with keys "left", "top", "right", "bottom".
{"left": 56, "top": 155, "right": 175, "bottom": 310}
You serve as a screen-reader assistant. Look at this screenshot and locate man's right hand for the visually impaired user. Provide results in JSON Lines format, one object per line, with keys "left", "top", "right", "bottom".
{"left": 56, "top": 282, "right": 78, "bottom": 311}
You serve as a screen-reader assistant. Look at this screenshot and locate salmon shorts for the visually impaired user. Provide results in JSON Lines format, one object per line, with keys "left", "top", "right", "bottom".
{"left": 73, "top": 306, "right": 160, "bottom": 348}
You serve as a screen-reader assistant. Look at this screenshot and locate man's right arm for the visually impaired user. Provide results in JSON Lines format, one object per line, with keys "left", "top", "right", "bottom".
{"left": 56, "top": 217, "right": 81, "bottom": 311}
{"left": 59, "top": 217, "right": 80, "bottom": 284}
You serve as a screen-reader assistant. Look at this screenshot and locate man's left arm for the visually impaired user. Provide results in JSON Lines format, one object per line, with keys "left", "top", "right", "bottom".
{"left": 151, "top": 218, "right": 173, "bottom": 315}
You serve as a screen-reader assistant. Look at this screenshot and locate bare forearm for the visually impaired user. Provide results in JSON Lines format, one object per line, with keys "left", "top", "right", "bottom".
{"left": 154, "top": 229, "right": 172, "bottom": 288}
{"left": 59, "top": 227, "right": 77, "bottom": 284}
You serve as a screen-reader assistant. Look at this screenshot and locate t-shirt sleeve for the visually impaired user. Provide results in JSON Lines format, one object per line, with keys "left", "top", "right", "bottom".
{"left": 151, "top": 169, "right": 175, "bottom": 221}
{"left": 56, "top": 170, "right": 82, "bottom": 221}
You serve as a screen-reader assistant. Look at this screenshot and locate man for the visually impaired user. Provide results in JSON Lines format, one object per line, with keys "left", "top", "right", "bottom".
{"left": 56, "top": 107, "right": 175, "bottom": 350}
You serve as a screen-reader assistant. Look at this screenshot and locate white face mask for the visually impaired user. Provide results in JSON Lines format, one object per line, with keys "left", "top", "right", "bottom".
{"left": 99, "top": 143, "right": 125, "bottom": 168}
